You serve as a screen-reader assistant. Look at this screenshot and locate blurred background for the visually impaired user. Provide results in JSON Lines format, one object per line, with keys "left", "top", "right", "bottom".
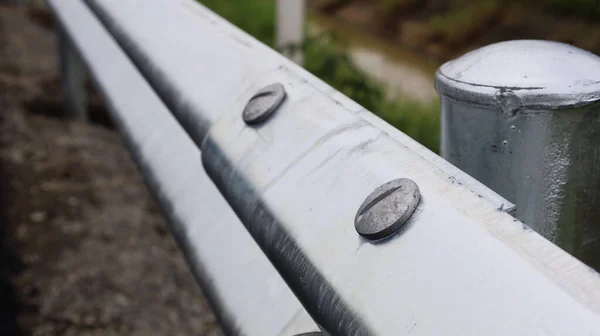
{"left": 0, "top": 0, "right": 598, "bottom": 335}
{"left": 200, "top": 0, "right": 600, "bottom": 153}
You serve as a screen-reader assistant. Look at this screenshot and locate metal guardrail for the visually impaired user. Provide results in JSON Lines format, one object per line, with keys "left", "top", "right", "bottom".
{"left": 48, "top": 2, "right": 317, "bottom": 335}
{"left": 49, "top": 0, "right": 600, "bottom": 335}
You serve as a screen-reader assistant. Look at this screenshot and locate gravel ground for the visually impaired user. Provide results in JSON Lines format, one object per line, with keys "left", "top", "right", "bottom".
{"left": 0, "top": 2, "right": 222, "bottom": 335}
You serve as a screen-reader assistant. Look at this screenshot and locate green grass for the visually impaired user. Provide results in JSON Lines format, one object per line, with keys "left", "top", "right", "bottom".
{"left": 377, "top": 99, "right": 439, "bottom": 151}
{"left": 302, "top": 33, "right": 385, "bottom": 111}
{"left": 198, "top": 0, "right": 276, "bottom": 46}
{"left": 197, "top": 0, "right": 440, "bottom": 152}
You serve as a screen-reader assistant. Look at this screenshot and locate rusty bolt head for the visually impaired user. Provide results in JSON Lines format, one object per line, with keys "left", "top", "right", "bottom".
{"left": 355, "top": 178, "right": 421, "bottom": 240}
{"left": 242, "top": 83, "right": 286, "bottom": 124}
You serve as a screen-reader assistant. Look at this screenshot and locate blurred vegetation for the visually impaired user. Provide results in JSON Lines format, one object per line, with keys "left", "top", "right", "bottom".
{"left": 312, "top": 0, "right": 600, "bottom": 62}
{"left": 372, "top": 0, "right": 421, "bottom": 33}
{"left": 376, "top": 0, "right": 413, "bottom": 11}
{"left": 368, "top": 0, "right": 600, "bottom": 20}
{"left": 198, "top": 0, "right": 440, "bottom": 152}
{"left": 547, "top": 0, "right": 600, "bottom": 20}
{"left": 429, "top": 0, "right": 499, "bottom": 47}
{"left": 198, "top": 0, "right": 276, "bottom": 46}
{"left": 302, "top": 33, "right": 384, "bottom": 112}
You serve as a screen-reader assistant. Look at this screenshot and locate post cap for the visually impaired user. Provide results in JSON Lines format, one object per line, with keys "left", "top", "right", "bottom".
{"left": 435, "top": 40, "right": 600, "bottom": 110}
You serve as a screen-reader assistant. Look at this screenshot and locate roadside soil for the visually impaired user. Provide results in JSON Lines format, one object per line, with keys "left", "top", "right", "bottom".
{"left": 0, "top": 2, "right": 222, "bottom": 335}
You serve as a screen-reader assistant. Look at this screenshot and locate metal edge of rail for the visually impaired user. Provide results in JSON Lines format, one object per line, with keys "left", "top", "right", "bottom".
{"left": 46, "top": 1, "right": 320, "bottom": 335}
{"left": 73, "top": 0, "right": 600, "bottom": 334}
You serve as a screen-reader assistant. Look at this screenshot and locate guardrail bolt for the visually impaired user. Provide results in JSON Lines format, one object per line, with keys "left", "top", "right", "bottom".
{"left": 355, "top": 178, "right": 421, "bottom": 240}
{"left": 242, "top": 83, "right": 286, "bottom": 124}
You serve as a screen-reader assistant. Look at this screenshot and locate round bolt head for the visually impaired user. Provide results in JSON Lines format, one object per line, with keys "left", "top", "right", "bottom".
{"left": 355, "top": 178, "right": 421, "bottom": 240}
{"left": 242, "top": 83, "right": 286, "bottom": 124}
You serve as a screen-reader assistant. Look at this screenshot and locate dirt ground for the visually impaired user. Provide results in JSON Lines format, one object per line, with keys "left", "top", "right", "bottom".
{"left": 0, "top": 2, "right": 222, "bottom": 335}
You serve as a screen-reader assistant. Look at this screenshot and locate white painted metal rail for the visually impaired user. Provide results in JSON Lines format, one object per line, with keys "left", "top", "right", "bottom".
{"left": 49, "top": 0, "right": 600, "bottom": 335}
{"left": 48, "top": 1, "right": 317, "bottom": 335}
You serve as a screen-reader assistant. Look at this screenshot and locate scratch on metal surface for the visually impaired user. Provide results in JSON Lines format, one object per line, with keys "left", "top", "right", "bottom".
{"left": 259, "top": 120, "right": 371, "bottom": 193}
{"left": 453, "top": 56, "right": 483, "bottom": 79}
{"left": 303, "top": 131, "right": 382, "bottom": 179}
{"left": 180, "top": 0, "right": 253, "bottom": 49}
{"left": 304, "top": 147, "right": 345, "bottom": 178}
{"left": 579, "top": 79, "right": 600, "bottom": 86}
{"left": 408, "top": 322, "right": 417, "bottom": 334}
{"left": 201, "top": 140, "right": 374, "bottom": 335}
{"left": 439, "top": 72, "right": 545, "bottom": 91}
{"left": 180, "top": 0, "right": 213, "bottom": 21}
{"left": 228, "top": 33, "right": 254, "bottom": 49}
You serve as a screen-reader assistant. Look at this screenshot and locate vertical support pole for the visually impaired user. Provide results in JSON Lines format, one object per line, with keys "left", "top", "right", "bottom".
{"left": 435, "top": 40, "right": 600, "bottom": 270}
{"left": 276, "top": 0, "right": 305, "bottom": 65}
{"left": 57, "top": 25, "right": 88, "bottom": 121}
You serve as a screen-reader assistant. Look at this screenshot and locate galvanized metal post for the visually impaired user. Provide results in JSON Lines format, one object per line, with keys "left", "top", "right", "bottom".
{"left": 57, "top": 25, "right": 88, "bottom": 121}
{"left": 436, "top": 40, "right": 600, "bottom": 269}
{"left": 276, "top": 0, "right": 305, "bottom": 64}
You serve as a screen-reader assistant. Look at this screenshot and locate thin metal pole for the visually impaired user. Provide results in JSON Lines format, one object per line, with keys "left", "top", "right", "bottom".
{"left": 276, "top": 0, "right": 305, "bottom": 65}
{"left": 57, "top": 25, "right": 88, "bottom": 121}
